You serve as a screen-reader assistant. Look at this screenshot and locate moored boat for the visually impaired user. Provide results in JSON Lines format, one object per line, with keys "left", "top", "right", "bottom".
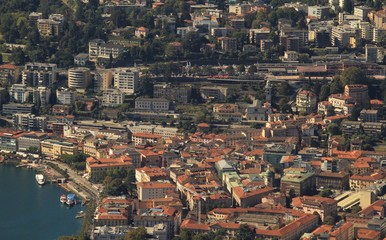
{"left": 66, "top": 194, "right": 76, "bottom": 206}
{"left": 75, "top": 211, "right": 85, "bottom": 219}
{"left": 60, "top": 194, "right": 67, "bottom": 204}
{"left": 35, "top": 174, "right": 45, "bottom": 185}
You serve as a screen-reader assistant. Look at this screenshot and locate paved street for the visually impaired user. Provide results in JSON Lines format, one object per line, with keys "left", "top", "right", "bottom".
{"left": 45, "top": 160, "right": 100, "bottom": 201}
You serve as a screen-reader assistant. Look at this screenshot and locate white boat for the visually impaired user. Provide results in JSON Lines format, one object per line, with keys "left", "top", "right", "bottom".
{"left": 75, "top": 211, "right": 85, "bottom": 219}
{"left": 35, "top": 174, "right": 45, "bottom": 185}
{"left": 60, "top": 194, "right": 67, "bottom": 204}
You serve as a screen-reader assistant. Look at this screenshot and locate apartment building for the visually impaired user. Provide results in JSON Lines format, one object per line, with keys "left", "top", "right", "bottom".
{"left": 94, "top": 69, "right": 113, "bottom": 92}
{"left": 0, "top": 130, "right": 24, "bottom": 152}
{"left": 88, "top": 39, "right": 124, "bottom": 62}
{"left": 113, "top": 69, "right": 139, "bottom": 95}
{"left": 22, "top": 62, "right": 57, "bottom": 87}
{"left": 2, "top": 103, "right": 34, "bottom": 115}
{"left": 200, "top": 86, "right": 228, "bottom": 101}
{"left": 37, "top": 19, "right": 61, "bottom": 37}
{"left": 102, "top": 88, "right": 124, "bottom": 107}
{"left": 0, "top": 63, "right": 20, "bottom": 86}
{"left": 56, "top": 88, "right": 77, "bottom": 105}
{"left": 132, "top": 133, "right": 162, "bottom": 146}
{"left": 296, "top": 90, "right": 317, "bottom": 114}
{"left": 68, "top": 67, "right": 91, "bottom": 91}
{"left": 137, "top": 181, "right": 176, "bottom": 200}
{"left": 13, "top": 113, "right": 47, "bottom": 131}
{"left": 9, "top": 84, "right": 32, "bottom": 103}
{"left": 281, "top": 170, "right": 315, "bottom": 196}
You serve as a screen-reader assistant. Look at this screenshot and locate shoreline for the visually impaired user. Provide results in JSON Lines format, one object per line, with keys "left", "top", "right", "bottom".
{"left": 1, "top": 159, "right": 92, "bottom": 202}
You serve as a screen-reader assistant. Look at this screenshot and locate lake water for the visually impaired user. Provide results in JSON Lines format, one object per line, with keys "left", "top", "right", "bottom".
{"left": 0, "top": 164, "right": 85, "bottom": 240}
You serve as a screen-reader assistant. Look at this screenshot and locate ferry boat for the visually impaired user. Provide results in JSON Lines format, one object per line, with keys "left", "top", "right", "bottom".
{"left": 66, "top": 194, "right": 76, "bottom": 206}
{"left": 35, "top": 174, "right": 45, "bottom": 185}
{"left": 60, "top": 194, "right": 67, "bottom": 204}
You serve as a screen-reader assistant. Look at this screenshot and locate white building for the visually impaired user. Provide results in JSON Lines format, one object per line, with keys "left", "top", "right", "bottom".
{"left": 56, "top": 88, "right": 77, "bottom": 105}
{"left": 102, "top": 89, "right": 124, "bottom": 107}
{"left": 10, "top": 84, "right": 32, "bottom": 103}
{"left": 88, "top": 39, "right": 124, "bottom": 62}
{"left": 113, "top": 69, "right": 139, "bottom": 95}
{"left": 135, "top": 98, "right": 170, "bottom": 112}
{"left": 13, "top": 113, "right": 47, "bottom": 131}
{"left": 33, "top": 86, "right": 51, "bottom": 107}
{"left": 68, "top": 67, "right": 91, "bottom": 91}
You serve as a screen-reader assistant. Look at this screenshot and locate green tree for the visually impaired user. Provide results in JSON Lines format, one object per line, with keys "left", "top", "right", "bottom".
{"left": 324, "top": 216, "right": 336, "bottom": 225}
{"left": 319, "top": 189, "right": 333, "bottom": 197}
{"left": 330, "top": 78, "right": 343, "bottom": 94}
{"left": 125, "top": 227, "right": 147, "bottom": 240}
{"left": 340, "top": 67, "right": 369, "bottom": 86}
{"left": 247, "top": 65, "right": 257, "bottom": 74}
{"left": 319, "top": 85, "right": 330, "bottom": 101}
{"left": 236, "top": 224, "right": 255, "bottom": 240}
{"left": 327, "top": 123, "right": 340, "bottom": 135}
{"left": 351, "top": 205, "right": 362, "bottom": 214}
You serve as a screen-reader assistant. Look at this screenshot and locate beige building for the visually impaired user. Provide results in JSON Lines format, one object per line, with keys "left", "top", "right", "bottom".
{"left": 94, "top": 69, "right": 113, "bottom": 91}
{"left": 86, "top": 156, "right": 133, "bottom": 182}
{"left": 68, "top": 67, "right": 91, "bottom": 91}
{"left": 132, "top": 133, "right": 162, "bottom": 146}
{"left": 41, "top": 139, "right": 78, "bottom": 158}
{"left": 102, "top": 88, "right": 124, "bottom": 107}
{"left": 135, "top": 98, "right": 170, "bottom": 112}
{"left": 292, "top": 196, "right": 337, "bottom": 221}
{"left": 296, "top": 90, "right": 317, "bottom": 114}
{"left": 137, "top": 181, "right": 176, "bottom": 200}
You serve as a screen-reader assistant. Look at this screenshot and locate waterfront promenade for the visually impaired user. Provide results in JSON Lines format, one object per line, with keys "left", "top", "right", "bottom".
{"left": 44, "top": 160, "right": 100, "bottom": 202}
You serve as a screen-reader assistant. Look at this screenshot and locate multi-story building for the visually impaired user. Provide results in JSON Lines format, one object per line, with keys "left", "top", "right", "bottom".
{"left": 22, "top": 63, "right": 57, "bottom": 87}
{"left": 137, "top": 182, "right": 176, "bottom": 200}
{"left": 17, "top": 132, "right": 48, "bottom": 153}
{"left": 94, "top": 69, "right": 113, "bottom": 92}
{"left": 0, "top": 63, "right": 20, "bottom": 86}
{"left": 296, "top": 90, "right": 317, "bottom": 114}
{"left": 350, "top": 172, "right": 386, "bottom": 191}
{"left": 365, "top": 44, "right": 379, "bottom": 63}
{"left": 232, "top": 186, "right": 274, "bottom": 208}
{"left": 328, "top": 94, "right": 355, "bottom": 114}
{"left": 86, "top": 156, "right": 133, "bottom": 182}
{"left": 153, "top": 83, "right": 192, "bottom": 104}
{"left": 29, "top": 12, "right": 43, "bottom": 25}
{"left": 32, "top": 86, "right": 51, "bottom": 107}
{"left": 13, "top": 113, "right": 47, "bottom": 131}
{"left": 0, "top": 130, "right": 24, "bottom": 152}
{"left": 200, "top": 86, "right": 228, "bottom": 101}
{"left": 2, "top": 103, "right": 34, "bottom": 115}
{"left": 281, "top": 170, "right": 315, "bottom": 196}
{"left": 68, "top": 67, "right": 91, "bottom": 91}
{"left": 308, "top": 5, "right": 330, "bottom": 20}
{"left": 9, "top": 84, "right": 33, "bottom": 103}
{"left": 41, "top": 139, "right": 78, "bottom": 158}
{"left": 316, "top": 171, "right": 350, "bottom": 190}
{"left": 354, "top": 6, "right": 372, "bottom": 20}
{"left": 132, "top": 133, "right": 162, "bottom": 146}
{"left": 135, "top": 98, "right": 170, "bottom": 112}
{"left": 134, "top": 206, "right": 181, "bottom": 239}
{"left": 315, "top": 28, "right": 331, "bottom": 48}
{"left": 94, "top": 196, "right": 131, "bottom": 227}
{"left": 292, "top": 196, "right": 338, "bottom": 221}
{"left": 331, "top": 25, "right": 358, "bottom": 48}
{"left": 219, "top": 37, "right": 237, "bottom": 52}
{"left": 360, "top": 109, "right": 378, "bottom": 122}
{"left": 37, "top": 19, "right": 61, "bottom": 37}
{"left": 102, "top": 88, "right": 124, "bottom": 107}
{"left": 344, "top": 84, "right": 369, "bottom": 106}
{"left": 312, "top": 222, "right": 354, "bottom": 240}
{"left": 113, "top": 69, "right": 139, "bottom": 95}
{"left": 56, "top": 88, "right": 77, "bottom": 105}
{"left": 249, "top": 28, "right": 270, "bottom": 45}
{"left": 88, "top": 39, "right": 124, "bottom": 62}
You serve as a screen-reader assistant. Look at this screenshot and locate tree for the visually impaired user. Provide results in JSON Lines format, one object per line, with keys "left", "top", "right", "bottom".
{"left": 340, "top": 67, "right": 369, "bottom": 86}
{"left": 330, "top": 78, "right": 343, "bottom": 94}
{"left": 319, "top": 189, "right": 333, "bottom": 197}
{"left": 236, "top": 224, "right": 255, "bottom": 240}
{"left": 319, "top": 85, "right": 330, "bottom": 101}
{"left": 9, "top": 48, "right": 26, "bottom": 65}
{"left": 125, "top": 227, "right": 147, "bottom": 240}
{"left": 327, "top": 123, "right": 340, "bottom": 135}
{"left": 324, "top": 216, "right": 336, "bottom": 225}
{"left": 351, "top": 205, "right": 362, "bottom": 214}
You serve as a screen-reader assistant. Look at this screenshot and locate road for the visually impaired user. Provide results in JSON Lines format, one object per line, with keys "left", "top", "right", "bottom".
{"left": 45, "top": 160, "right": 100, "bottom": 202}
